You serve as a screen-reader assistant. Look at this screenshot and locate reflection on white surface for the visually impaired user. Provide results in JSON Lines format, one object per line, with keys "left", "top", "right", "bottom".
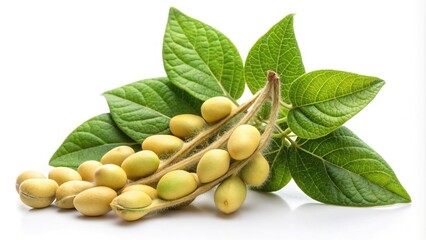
{"left": 291, "top": 203, "right": 412, "bottom": 239}
{"left": 13, "top": 182, "right": 423, "bottom": 240}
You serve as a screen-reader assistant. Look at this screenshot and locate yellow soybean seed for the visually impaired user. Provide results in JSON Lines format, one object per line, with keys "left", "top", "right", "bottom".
{"left": 73, "top": 186, "right": 117, "bottom": 217}
{"left": 196, "top": 149, "right": 230, "bottom": 183}
{"left": 94, "top": 164, "right": 127, "bottom": 190}
{"left": 227, "top": 124, "right": 260, "bottom": 160}
{"left": 142, "top": 135, "right": 184, "bottom": 157}
{"left": 191, "top": 173, "right": 201, "bottom": 186}
{"left": 77, "top": 160, "right": 102, "bottom": 182}
{"left": 214, "top": 176, "right": 247, "bottom": 214}
{"left": 157, "top": 170, "right": 197, "bottom": 201}
{"left": 48, "top": 167, "right": 82, "bottom": 185}
{"left": 100, "top": 146, "right": 135, "bottom": 166}
{"left": 169, "top": 114, "right": 206, "bottom": 138}
{"left": 111, "top": 190, "right": 152, "bottom": 221}
{"left": 201, "top": 96, "right": 233, "bottom": 123}
{"left": 240, "top": 154, "right": 270, "bottom": 186}
{"left": 121, "top": 150, "right": 160, "bottom": 180}
{"left": 15, "top": 170, "right": 46, "bottom": 193}
{"left": 55, "top": 180, "right": 94, "bottom": 209}
{"left": 113, "top": 190, "right": 152, "bottom": 209}
{"left": 19, "top": 179, "right": 59, "bottom": 209}
{"left": 122, "top": 184, "right": 157, "bottom": 199}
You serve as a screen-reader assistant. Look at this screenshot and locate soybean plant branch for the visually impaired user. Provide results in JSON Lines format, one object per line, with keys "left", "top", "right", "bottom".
{"left": 136, "top": 71, "right": 282, "bottom": 215}
{"left": 158, "top": 89, "right": 262, "bottom": 170}
{"left": 128, "top": 72, "right": 276, "bottom": 188}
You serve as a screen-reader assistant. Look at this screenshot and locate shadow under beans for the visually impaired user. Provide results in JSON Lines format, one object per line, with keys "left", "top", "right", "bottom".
{"left": 112, "top": 190, "right": 291, "bottom": 225}
{"left": 113, "top": 202, "right": 205, "bottom": 226}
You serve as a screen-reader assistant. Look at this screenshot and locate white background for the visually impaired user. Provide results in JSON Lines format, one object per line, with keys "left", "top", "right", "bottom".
{"left": 1, "top": 0, "right": 425, "bottom": 239}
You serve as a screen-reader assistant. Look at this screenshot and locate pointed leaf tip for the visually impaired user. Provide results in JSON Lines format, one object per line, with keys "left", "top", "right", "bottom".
{"left": 163, "top": 7, "right": 244, "bottom": 101}
{"left": 244, "top": 13, "right": 305, "bottom": 102}
{"left": 289, "top": 127, "right": 411, "bottom": 206}
{"left": 288, "top": 70, "right": 385, "bottom": 139}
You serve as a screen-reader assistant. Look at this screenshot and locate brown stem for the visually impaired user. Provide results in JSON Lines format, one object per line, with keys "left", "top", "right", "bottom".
{"left": 122, "top": 71, "right": 281, "bottom": 216}
{"left": 129, "top": 74, "right": 276, "bottom": 187}
{"left": 157, "top": 89, "right": 262, "bottom": 171}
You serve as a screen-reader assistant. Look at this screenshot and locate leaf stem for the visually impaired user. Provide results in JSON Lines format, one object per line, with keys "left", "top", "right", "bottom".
{"left": 285, "top": 130, "right": 298, "bottom": 147}
{"left": 280, "top": 101, "right": 293, "bottom": 110}
{"left": 276, "top": 116, "right": 287, "bottom": 124}
{"left": 272, "top": 127, "right": 292, "bottom": 139}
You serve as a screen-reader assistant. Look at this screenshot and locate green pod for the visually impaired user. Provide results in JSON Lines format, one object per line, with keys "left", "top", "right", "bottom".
{"left": 201, "top": 96, "right": 233, "bottom": 123}
{"left": 142, "top": 135, "right": 184, "bottom": 157}
{"left": 240, "top": 153, "right": 270, "bottom": 186}
{"left": 196, "top": 149, "right": 230, "bottom": 183}
{"left": 111, "top": 190, "right": 153, "bottom": 221}
{"left": 121, "top": 150, "right": 160, "bottom": 180}
{"left": 19, "top": 179, "right": 59, "bottom": 209}
{"left": 214, "top": 176, "right": 247, "bottom": 214}
{"left": 227, "top": 124, "right": 260, "bottom": 160}
{"left": 157, "top": 170, "right": 197, "bottom": 201}
{"left": 169, "top": 114, "right": 206, "bottom": 138}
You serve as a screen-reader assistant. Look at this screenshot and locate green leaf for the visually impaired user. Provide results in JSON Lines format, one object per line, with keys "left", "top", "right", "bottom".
{"left": 288, "top": 70, "right": 385, "bottom": 139}
{"left": 103, "top": 77, "right": 201, "bottom": 143}
{"left": 244, "top": 14, "right": 305, "bottom": 102}
{"left": 163, "top": 7, "right": 244, "bottom": 101}
{"left": 288, "top": 127, "right": 411, "bottom": 206}
{"left": 253, "top": 138, "right": 291, "bottom": 192}
{"left": 49, "top": 113, "right": 140, "bottom": 168}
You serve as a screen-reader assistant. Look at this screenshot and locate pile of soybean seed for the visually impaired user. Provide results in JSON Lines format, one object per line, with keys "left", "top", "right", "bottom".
{"left": 16, "top": 96, "right": 270, "bottom": 221}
